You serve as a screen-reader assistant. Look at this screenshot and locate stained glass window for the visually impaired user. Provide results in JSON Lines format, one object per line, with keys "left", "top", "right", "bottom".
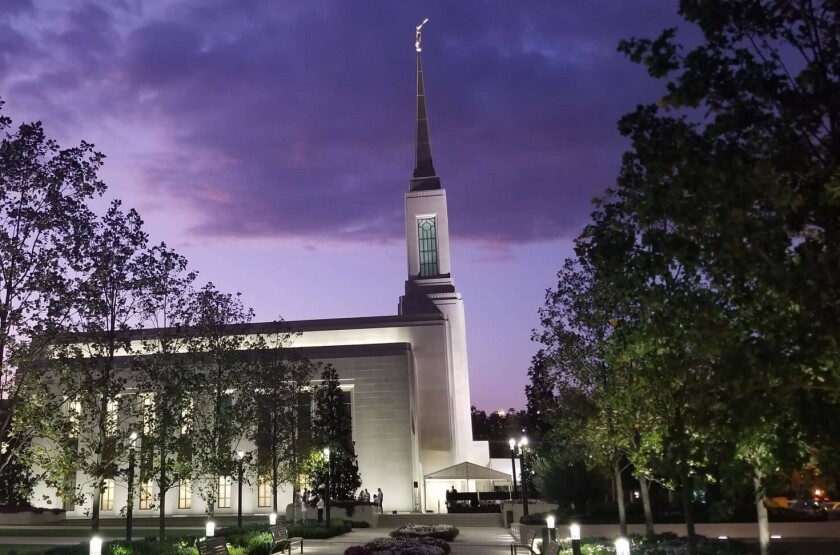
{"left": 417, "top": 218, "right": 438, "bottom": 277}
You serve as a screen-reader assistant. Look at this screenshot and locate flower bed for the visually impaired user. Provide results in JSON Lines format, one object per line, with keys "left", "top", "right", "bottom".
{"left": 553, "top": 534, "right": 753, "bottom": 555}
{"left": 389, "top": 524, "right": 459, "bottom": 542}
{"left": 344, "top": 536, "right": 450, "bottom": 555}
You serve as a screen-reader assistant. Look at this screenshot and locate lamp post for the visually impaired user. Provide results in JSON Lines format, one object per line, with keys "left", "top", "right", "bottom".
{"left": 519, "top": 436, "right": 529, "bottom": 516}
{"left": 570, "top": 523, "right": 582, "bottom": 555}
{"left": 237, "top": 450, "right": 245, "bottom": 529}
{"left": 126, "top": 432, "right": 138, "bottom": 542}
{"left": 323, "top": 447, "right": 331, "bottom": 527}
{"left": 508, "top": 438, "right": 518, "bottom": 500}
{"left": 615, "top": 537, "right": 630, "bottom": 555}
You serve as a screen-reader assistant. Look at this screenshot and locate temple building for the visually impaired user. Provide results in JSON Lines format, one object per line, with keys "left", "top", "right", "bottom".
{"left": 31, "top": 24, "right": 492, "bottom": 517}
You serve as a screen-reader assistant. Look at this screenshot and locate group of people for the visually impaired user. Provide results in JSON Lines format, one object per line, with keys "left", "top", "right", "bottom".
{"left": 294, "top": 486, "right": 385, "bottom": 524}
{"left": 357, "top": 487, "right": 385, "bottom": 513}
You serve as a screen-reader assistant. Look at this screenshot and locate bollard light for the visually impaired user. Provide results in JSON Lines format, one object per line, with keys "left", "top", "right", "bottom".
{"left": 269, "top": 512, "right": 277, "bottom": 525}
{"left": 570, "top": 524, "right": 581, "bottom": 540}
{"left": 615, "top": 537, "right": 630, "bottom": 555}
{"left": 205, "top": 520, "right": 216, "bottom": 537}
{"left": 546, "top": 515, "right": 555, "bottom": 530}
{"left": 90, "top": 536, "right": 102, "bottom": 555}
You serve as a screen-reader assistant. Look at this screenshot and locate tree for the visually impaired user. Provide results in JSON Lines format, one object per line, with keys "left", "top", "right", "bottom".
{"left": 182, "top": 283, "right": 257, "bottom": 516}
{"left": 40, "top": 200, "right": 149, "bottom": 533}
{"left": 133, "top": 244, "right": 196, "bottom": 540}
{"left": 570, "top": 3, "right": 840, "bottom": 553}
{"left": 308, "top": 365, "right": 361, "bottom": 500}
{"left": 240, "top": 324, "right": 315, "bottom": 514}
{"left": 0, "top": 99, "right": 106, "bottom": 479}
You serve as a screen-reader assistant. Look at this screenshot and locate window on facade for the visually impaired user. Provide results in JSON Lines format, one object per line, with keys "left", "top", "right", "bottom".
{"left": 341, "top": 389, "right": 353, "bottom": 444}
{"left": 218, "top": 476, "right": 232, "bottom": 508}
{"left": 100, "top": 479, "right": 115, "bottom": 511}
{"left": 139, "top": 480, "right": 153, "bottom": 510}
{"left": 258, "top": 476, "right": 271, "bottom": 508}
{"left": 106, "top": 398, "right": 119, "bottom": 437}
{"left": 297, "top": 391, "right": 312, "bottom": 457}
{"left": 67, "top": 399, "right": 81, "bottom": 439}
{"left": 417, "top": 217, "right": 438, "bottom": 277}
{"left": 178, "top": 480, "right": 192, "bottom": 509}
{"left": 143, "top": 394, "right": 155, "bottom": 435}
{"left": 181, "top": 398, "right": 193, "bottom": 436}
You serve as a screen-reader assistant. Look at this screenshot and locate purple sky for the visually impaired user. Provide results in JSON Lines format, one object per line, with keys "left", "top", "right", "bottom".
{"left": 0, "top": 1, "right": 683, "bottom": 411}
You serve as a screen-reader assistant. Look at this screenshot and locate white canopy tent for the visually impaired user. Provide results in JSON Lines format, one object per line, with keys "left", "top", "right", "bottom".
{"left": 424, "top": 462, "right": 511, "bottom": 490}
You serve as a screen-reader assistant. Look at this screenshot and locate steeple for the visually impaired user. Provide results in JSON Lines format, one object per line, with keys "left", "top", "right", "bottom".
{"left": 411, "top": 19, "right": 441, "bottom": 191}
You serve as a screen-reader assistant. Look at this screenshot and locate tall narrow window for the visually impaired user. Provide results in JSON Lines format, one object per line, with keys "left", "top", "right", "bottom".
{"left": 417, "top": 217, "right": 438, "bottom": 277}
{"left": 139, "top": 480, "right": 153, "bottom": 510}
{"left": 106, "top": 398, "right": 119, "bottom": 437}
{"left": 258, "top": 476, "right": 271, "bottom": 508}
{"left": 142, "top": 394, "right": 155, "bottom": 435}
{"left": 218, "top": 476, "right": 232, "bottom": 508}
{"left": 100, "top": 479, "right": 115, "bottom": 511}
{"left": 178, "top": 480, "right": 192, "bottom": 509}
{"left": 67, "top": 399, "right": 81, "bottom": 439}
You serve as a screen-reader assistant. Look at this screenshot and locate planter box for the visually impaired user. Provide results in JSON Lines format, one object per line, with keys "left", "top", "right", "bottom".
{"left": 285, "top": 502, "right": 376, "bottom": 525}
{"left": 0, "top": 509, "right": 66, "bottom": 525}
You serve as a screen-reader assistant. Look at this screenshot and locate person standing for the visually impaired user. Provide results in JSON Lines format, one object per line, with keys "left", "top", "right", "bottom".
{"left": 317, "top": 495, "right": 324, "bottom": 524}
{"left": 377, "top": 488, "right": 384, "bottom": 514}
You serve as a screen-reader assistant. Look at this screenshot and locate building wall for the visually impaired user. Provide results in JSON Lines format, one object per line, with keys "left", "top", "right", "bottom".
{"left": 30, "top": 316, "right": 475, "bottom": 516}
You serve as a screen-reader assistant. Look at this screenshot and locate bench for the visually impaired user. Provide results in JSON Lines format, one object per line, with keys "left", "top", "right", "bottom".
{"left": 270, "top": 525, "right": 304, "bottom": 554}
{"left": 197, "top": 537, "right": 229, "bottom": 555}
{"left": 510, "top": 527, "right": 538, "bottom": 555}
{"left": 544, "top": 540, "right": 561, "bottom": 555}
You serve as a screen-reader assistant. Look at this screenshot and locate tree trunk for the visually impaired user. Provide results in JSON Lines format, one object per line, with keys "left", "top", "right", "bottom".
{"left": 754, "top": 470, "right": 770, "bottom": 555}
{"left": 680, "top": 471, "right": 697, "bottom": 555}
{"left": 614, "top": 459, "right": 627, "bottom": 536}
{"left": 639, "top": 474, "right": 655, "bottom": 538}
{"left": 91, "top": 480, "right": 102, "bottom": 534}
{"left": 159, "top": 445, "right": 167, "bottom": 541}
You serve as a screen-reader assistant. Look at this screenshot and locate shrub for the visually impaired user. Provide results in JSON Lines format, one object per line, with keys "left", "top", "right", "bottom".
{"left": 389, "top": 524, "right": 459, "bottom": 542}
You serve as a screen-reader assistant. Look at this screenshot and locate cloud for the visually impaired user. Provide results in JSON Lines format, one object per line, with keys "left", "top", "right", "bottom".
{"left": 0, "top": 0, "right": 683, "bottom": 245}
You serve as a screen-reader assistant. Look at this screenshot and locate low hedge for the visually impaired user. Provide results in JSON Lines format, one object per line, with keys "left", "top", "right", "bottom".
{"left": 41, "top": 521, "right": 352, "bottom": 555}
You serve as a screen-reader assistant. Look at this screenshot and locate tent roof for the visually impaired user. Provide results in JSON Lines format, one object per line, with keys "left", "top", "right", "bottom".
{"left": 424, "top": 462, "right": 511, "bottom": 481}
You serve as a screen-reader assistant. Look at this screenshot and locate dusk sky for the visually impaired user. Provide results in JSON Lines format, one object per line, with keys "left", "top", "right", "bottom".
{"left": 0, "top": 1, "right": 684, "bottom": 411}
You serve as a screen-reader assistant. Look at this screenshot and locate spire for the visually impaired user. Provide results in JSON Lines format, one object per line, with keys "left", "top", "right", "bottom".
{"left": 411, "top": 19, "right": 441, "bottom": 191}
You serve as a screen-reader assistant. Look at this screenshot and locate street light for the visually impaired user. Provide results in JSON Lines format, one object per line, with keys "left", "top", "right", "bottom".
{"left": 237, "top": 450, "right": 245, "bottom": 529}
{"left": 126, "top": 432, "right": 138, "bottom": 542}
{"left": 323, "top": 447, "right": 331, "bottom": 527}
{"left": 508, "top": 438, "right": 518, "bottom": 501}
{"left": 518, "top": 436, "right": 529, "bottom": 516}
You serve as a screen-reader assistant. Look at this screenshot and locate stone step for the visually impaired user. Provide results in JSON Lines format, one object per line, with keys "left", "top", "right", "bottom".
{"left": 375, "top": 512, "right": 503, "bottom": 528}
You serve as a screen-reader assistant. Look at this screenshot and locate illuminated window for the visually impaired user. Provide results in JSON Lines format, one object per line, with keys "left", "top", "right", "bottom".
{"left": 218, "top": 476, "right": 232, "bottom": 508}
{"left": 417, "top": 218, "right": 438, "bottom": 277}
{"left": 181, "top": 399, "right": 193, "bottom": 436}
{"left": 139, "top": 480, "right": 153, "bottom": 510}
{"left": 67, "top": 399, "right": 81, "bottom": 438}
{"left": 143, "top": 395, "right": 155, "bottom": 435}
{"left": 106, "top": 398, "right": 119, "bottom": 436}
{"left": 258, "top": 477, "right": 271, "bottom": 508}
{"left": 100, "top": 479, "right": 115, "bottom": 511}
{"left": 178, "top": 481, "right": 192, "bottom": 509}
